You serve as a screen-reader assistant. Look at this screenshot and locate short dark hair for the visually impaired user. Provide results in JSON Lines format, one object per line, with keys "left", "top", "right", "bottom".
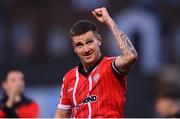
{"left": 70, "top": 20, "right": 99, "bottom": 37}
{"left": 1, "top": 68, "right": 23, "bottom": 83}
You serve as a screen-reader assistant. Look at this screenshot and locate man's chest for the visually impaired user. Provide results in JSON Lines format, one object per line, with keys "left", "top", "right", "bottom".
{"left": 67, "top": 67, "right": 110, "bottom": 107}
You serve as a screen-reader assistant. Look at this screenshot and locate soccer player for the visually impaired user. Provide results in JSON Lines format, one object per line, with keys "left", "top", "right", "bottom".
{"left": 55, "top": 7, "right": 138, "bottom": 118}
{"left": 0, "top": 68, "right": 39, "bottom": 118}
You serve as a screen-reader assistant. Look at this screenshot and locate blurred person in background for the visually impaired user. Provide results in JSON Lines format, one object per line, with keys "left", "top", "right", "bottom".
{"left": 0, "top": 68, "right": 39, "bottom": 118}
{"left": 155, "top": 65, "right": 180, "bottom": 118}
{"left": 55, "top": 7, "right": 138, "bottom": 118}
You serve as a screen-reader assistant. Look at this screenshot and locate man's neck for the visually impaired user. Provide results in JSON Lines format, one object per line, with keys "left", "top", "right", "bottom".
{"left": 82, "top": 53, "right": 101, "bottom": 72}
{"left": 14, "top": 94, "right": 21, "bottom": 103}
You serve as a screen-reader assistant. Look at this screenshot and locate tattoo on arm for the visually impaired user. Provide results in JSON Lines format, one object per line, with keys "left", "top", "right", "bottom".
{"left": 109, "top": 20, "right": 137, "bottom": 57}
{"left": 120, "top": 33, "right": 137, "bottom": 56}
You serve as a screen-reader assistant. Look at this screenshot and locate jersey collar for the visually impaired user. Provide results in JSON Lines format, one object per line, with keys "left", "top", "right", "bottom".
{"left": 78, "top": 55, "right": 104, "bottom": 77}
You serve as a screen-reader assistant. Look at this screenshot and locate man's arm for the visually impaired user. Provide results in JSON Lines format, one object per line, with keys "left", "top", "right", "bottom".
{"left": 92, "top": 7, "right": 138, "bottom": 73}
{"left": 54, "top": 76, "right": 72, "bottom": 118}
{"left": 54, "top": 109, "right": 71, "bottom": 118}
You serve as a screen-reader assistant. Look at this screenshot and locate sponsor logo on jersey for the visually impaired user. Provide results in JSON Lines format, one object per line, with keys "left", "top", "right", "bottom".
{"left": 83, "top": 95, "right": 97, "bottom": 104}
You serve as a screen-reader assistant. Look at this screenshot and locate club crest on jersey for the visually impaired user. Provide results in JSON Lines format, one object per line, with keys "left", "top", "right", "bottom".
{"left": 93, "top": 73, "right": 100, "bottom": 83}
{"left": 83, "top": 95, "right": 97, "bottom": 104}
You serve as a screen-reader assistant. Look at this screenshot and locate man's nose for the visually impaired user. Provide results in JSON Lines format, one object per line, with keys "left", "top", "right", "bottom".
{"left": 83, "top": 45, "right": 90, "bottom": 53}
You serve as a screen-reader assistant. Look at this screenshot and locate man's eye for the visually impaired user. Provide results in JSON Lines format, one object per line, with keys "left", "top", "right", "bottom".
{"left": 87, "top": 41, "right": 93, "bottom": 44}
{"left": 76, "top": 44, "right": 83, "bottom": 48}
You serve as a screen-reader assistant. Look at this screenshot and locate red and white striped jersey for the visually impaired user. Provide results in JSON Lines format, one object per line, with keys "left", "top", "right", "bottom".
{"left": 57, "top": 56, "right": 127, "bottom": 118}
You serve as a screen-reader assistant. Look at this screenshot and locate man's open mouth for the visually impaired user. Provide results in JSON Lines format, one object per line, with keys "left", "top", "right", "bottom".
{"left": 84, "top": 52, "right": 93, "bottom": 58}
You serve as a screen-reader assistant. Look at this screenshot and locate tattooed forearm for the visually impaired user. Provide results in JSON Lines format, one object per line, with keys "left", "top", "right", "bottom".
{"left": 107, "top": 19, "right": 137, "bottom": 57}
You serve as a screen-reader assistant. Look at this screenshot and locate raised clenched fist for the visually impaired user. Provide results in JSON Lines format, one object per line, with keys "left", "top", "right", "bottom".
{"left": 92, "top": 7, "right": 112, "bottom": 24}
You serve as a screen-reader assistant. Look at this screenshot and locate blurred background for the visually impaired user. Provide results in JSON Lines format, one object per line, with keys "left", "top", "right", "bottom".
{"left": 0, "top": 0, "right": 180, "bottom": 117}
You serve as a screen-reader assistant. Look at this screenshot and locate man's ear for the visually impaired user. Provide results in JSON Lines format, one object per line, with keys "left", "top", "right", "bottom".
{"left": 97, "top": 34, "right": 102, "bottom": 46}
{"left": 2, "top": 82, "right": 7, "bottom": 91}
{"left": 72, "top": 42, "right": 77, "bottom": 53}
{"left": 74, "top": 49, "right": 77, "bottom": 53}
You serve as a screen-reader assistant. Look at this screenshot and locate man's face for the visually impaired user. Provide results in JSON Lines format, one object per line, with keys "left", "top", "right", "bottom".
{"left": 3, "top": 71, "right": 25, "bottom": 95}
{"left": 155, "top": 97, "right": 178, "bottom": 117}
{"left": 72, "top": 31, "right": 101, "bottom": 67}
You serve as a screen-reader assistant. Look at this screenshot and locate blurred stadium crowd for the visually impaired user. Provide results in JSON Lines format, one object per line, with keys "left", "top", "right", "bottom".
{"left": 0, "top": 0, "right": 180, "bottom": 117}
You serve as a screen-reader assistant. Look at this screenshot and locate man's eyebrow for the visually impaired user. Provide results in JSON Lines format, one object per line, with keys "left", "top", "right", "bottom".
{"left": 75, "top": 42, "right": 83, "bottom": 45}
{"left": 86, "top": 38, "right": 93, "bottom": 41}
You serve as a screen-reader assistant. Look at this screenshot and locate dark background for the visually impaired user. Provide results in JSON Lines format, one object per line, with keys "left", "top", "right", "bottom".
{"left": 0, "top": 0, "right": 180, "bottom": 117}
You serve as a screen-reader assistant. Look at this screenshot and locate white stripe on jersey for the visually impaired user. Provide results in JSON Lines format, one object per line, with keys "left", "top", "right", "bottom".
{"left": 88, "top": 76, "right": 92, "bottom": 93}
{"left": 88, "top": 102, "right": 91, "bottom": 118}
{"left": 73, "top": 68, "right": 79, "bottom": 106}
{"left": 97, "top": 83, "right": 100, "bottom": 116}
{"left": 57, "top": 103, "right": 71, "bottom": 109}
{"left": 88, "top": 76, "right": 92, "bottom": 118}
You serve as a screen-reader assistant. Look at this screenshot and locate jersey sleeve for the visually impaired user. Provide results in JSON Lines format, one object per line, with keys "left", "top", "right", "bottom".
{"left": 0, "top": 109, "right": 6, "bottom": 118}
{"left": 57, "top": 76, "right": 71, "bottom": 110}
{"left": 107, "top": 57, "right": 127, "bottom": 77}
{"left": 17, "top": 101, "right": 39, "bottom": 118}
{"left": 111, "top": 58, "right": 127, "bottom": 76}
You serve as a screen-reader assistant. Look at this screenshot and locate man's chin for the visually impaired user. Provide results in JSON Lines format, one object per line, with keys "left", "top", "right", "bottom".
{"left": 83, "top": 58, "right": 95, "bottom": 65}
